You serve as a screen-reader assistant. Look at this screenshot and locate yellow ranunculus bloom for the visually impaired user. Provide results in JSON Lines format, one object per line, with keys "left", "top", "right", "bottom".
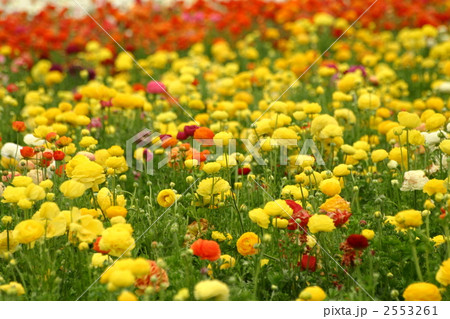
{"left": 157, "top": 189, "right": 176, "bottom": 208}
{"left": 307, "top": 214, "right": 336, "bottom": 233}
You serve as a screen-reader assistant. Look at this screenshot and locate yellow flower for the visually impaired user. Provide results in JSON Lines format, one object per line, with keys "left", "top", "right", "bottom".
{"left": 394, "top": 210, "right": 423, "bottom": 229}
{"left": 281, "top": 185, "right": 309, "bottom": 200}
{"left": 307, "top": 215, "right": 336, "bottom": 234}
{"left": 361, "top": 229, "right": 375, "bottom": 240}
{"left": 194, "top": 280, "right": 229, "bottom": 301}
{"left": 263, "top": 200, "right": 293, "bottom": 218}
{"left": 211, "top": 231, "right": 227, "bottom": 242}
{"left": 106, "top": 206, "right": 128, "bottom": 219}
{"left": 105, "top": 156, "right": 128, "bottom": 173}
{"left": 357, "top": 93, "right": 380, "bottom": 110}
{"left": 60, "top": 180, "right": 87, "bottom": 199}
{"left": 272, "top": 217, "right": 289, "bottom": 228}
{"left": 174, "top": 288, "right": 190, "bottom": 301}
{"left": 66, "top": 155, "right": 105, "bottom": 190}
{"left": 403, "top": 282, "right": 441, "bottom": 301}
{"left": 25, "top": 184, "right": 46, "bottom": 201}
{"left": 333, "top": 164, "right": 350, "bottom": 177}
{"left": 97, "top": 187, "right": 126, "bottom": 212}
{"left": 157, "top": 189, "right": 176, "bottom": 208}
{"left": 196, "top": 177, "right": 230, "bottom": 197}
{"left": 425, "top": 113, "right": 446, "bottom": 131}
{"left": 388, "top": 147, "right": 408, "bottom": 168}
{"left": 44, "top": 213, "right": 67, "bottom": 238}
{"left": 436, "top": 258, "right": 450, "bottom": 286}
{"left": 11, "top": 176, "right": 33, "bottom": 187}
{"left": 297, "top": 286, "right": 326, "bottom": 301}
{"left": 79, "top": 136, "right": 98, "bottom": 148}
{"left": 34, "top": 202, "right": 60, "bottom": 220}
{"left": 13, "top": 220, "right": 45, "bottom": 244}
{"left": 397, "top": 111, "right": 421, "bottom": 129}
{"left": 0, "top": 230, "right": 18, "bottom": 254}
{"left": 319, "top": 194, "right": 351, "bottom": 213}
{"left": 249, "top": 208, "right": 270, "bottom": 229}
{"left": 213, "top": 131, "right": 233, "bottom": 146}
{"left": 202, "top": 162, "right": 222, "bottom": 174}
{"left": 0, "top": 281, "right": 25, "bottom": 296}
{"left": 439, "top": 140, "right": 450, "bottom": 155}
{"left": 217, "top": 254, "right": 236, "bottom": 270}
{"left": 303, "top": 102, "right": 322, "bottom": 114}
{"left": 236, "top": 232, "right": 260, "bottom": 256}
{"left": 91, "top": 253, "right": 112, "bottom": 268}
{"left": 319, "top": 178, "right": 341, "bottom": 197}
{"left": 1, "top": 186, "right": 26, "bottom": 203}
{"left": 431, "top": 235, "right": 446, "bottom": 247}
{"left": 69, "top": 215, "right": 104, "bottom": 243}
{"left": 109, "top": 269, "right": 135, "bottom": 288}
{"left": 118, "top": 290, "right": 138, "bottom": 301}
{"left": 99, "top": 224, "right": 135, "bottom": 257}
{"left": 108, "top": 145, "right": 124, "bottom": 156}
{"left": 423, "top": 179, "right": 446, "bottom": 196}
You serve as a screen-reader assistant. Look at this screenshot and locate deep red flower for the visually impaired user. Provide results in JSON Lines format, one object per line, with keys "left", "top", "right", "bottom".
{"left": 346, "top": 234, "right": 369, "bottom": 250}
{"left": 238, "top": 167, "right": 251, "bottom": 175}
{"left": 299, "top": 254, "right": 317, "bottom": 272}
{"left": 20, "top": 146, "right": 35, "bottom": 158}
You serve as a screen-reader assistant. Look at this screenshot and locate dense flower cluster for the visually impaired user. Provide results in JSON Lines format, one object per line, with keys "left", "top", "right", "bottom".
{"left": 0, "top": 0, "right": 450, "bottom": 302}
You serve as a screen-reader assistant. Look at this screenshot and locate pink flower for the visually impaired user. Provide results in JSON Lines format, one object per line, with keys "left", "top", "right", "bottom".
{"left": 146, "top": 81, "right": 166, "bottom": 94}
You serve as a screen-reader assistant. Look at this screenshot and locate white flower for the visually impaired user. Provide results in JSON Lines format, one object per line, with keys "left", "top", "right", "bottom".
{"left": 400, "top": 170, "right": 429, "bottom": 191}
{"left": 421, "top": 130, "right": 447, "bottom": 149}
{"left": 24, "top": 134, "right": 45, "bottom": 146}
{"left": 387, "top": 160, "right": 398, "bottom": 169}
{"left": 1, "top": 143, "right": 22, "bottom": 160}
{"left": 437, "top": 82, "right": 450, "bottom": 94}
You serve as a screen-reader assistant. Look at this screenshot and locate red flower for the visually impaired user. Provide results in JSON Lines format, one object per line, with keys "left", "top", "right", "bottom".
{"left": 6, "top": 83, "right": 19, "bottom": 93}
{"left": 346, "top": 234, "right": 369, "bottom": 250}
{"left": 20, "top": 146, "right": 35, "bottom": 158}
{"left": 238, "top": 167, "right": 251, "bottom": 175}
{"left": 55, "top": 164, "right": 66, "bottom": 177}
{"left": 53, "top": 150, "right": 65, "bottom": 161}
{"left": 285, "top": 200, "right": 310, "bottom": 231}
{"left": 42, "top": 151, "right": 53, "bottom": 160}
{"left": 326, "top": 209, "right": 352, "bottom": 227}
{"left": 190, "top": 239, "right": 221, "bottom": 261}
{"left": 74, "top": 92, "right": 83, "bottom": 101}
{"left": 299, "top": 254, "right": 317, "bottom": 272}
{"left": 12, "top": 121, "right": 26, "bottom": 132}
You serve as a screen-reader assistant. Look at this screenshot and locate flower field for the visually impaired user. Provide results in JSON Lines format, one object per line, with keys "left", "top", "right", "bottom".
{"left": 1, "top": 0, "right": 450, "bottom": 301}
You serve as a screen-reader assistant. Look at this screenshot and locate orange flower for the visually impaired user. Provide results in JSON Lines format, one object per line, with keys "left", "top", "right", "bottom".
{"left": 193, "top": 127, "right": 215, "bottom": 146}
{"left": 161, "top": 136, "right": 178, "bottom": 149}
{"left": 135, "top": 260, "right": 169, "bottom": 294}
{"left": 190, "top": 239, "right": 221, "bottom": 261}
{"left": 56, "top": 136, "right": 73, "bottom": 147}
{"left": 12, "top": 121, "right": 26, "bottom": 132}
{"left": 236, "top": 232, "right": 260, "bottom": 256}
